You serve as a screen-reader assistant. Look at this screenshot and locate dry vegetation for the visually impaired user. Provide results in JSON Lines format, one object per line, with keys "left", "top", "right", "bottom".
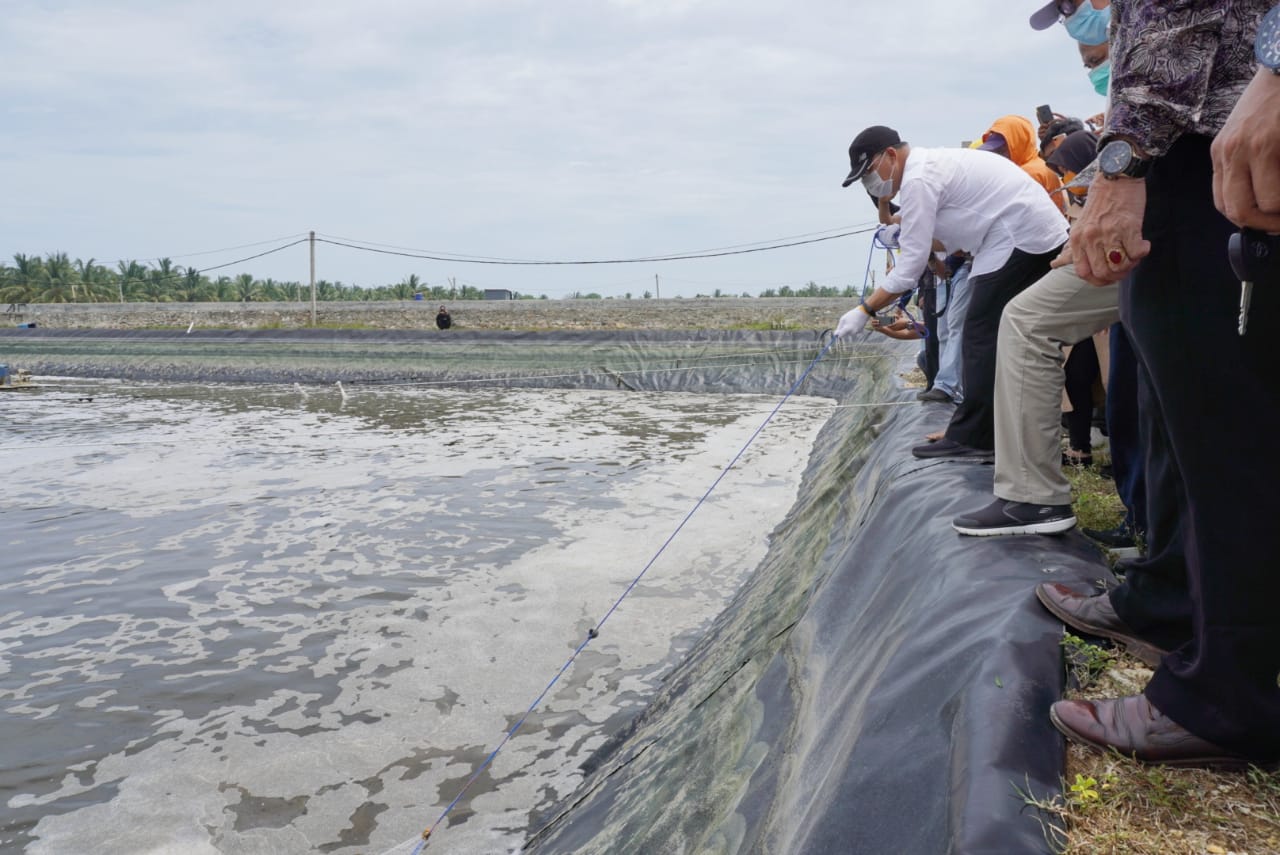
{"left": 1017, "top": 453, "right": 1280, "bottom": 854}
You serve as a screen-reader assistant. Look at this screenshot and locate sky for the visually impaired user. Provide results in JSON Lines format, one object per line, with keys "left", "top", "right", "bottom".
{"left": 1, "top": 1, "right": 1106, "bottom": 299}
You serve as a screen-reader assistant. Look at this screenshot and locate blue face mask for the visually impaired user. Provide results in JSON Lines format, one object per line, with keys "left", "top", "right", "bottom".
{"left": 1088, "top": 60, "right": 1111, "bottom": 96}
{"left": 1064, "top": 3, "right": 1110, "bottom": 46}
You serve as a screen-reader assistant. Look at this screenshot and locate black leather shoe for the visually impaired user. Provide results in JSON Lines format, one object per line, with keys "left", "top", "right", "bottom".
{"left": 910, "top": 438, "right": 994, "bottom": 461}
{"left": 953, "top": 498, "right": 1076, "bottom": 536}
{"left": 1051, "top": 695, "right": 1268, "bottom": 770}
{"left": 1081, "top": 524, "right": 1137, "bottom": 549}
{"left": 1035, "top": 583, "right": 1168, "bottom": 666}
{"left": 916, "top": 387, "right": 954, "bottom": 403}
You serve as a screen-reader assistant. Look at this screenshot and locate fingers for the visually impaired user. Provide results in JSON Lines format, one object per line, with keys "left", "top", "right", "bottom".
{"left": 1049, "top": 243, "right": 1074, "bottom": 269}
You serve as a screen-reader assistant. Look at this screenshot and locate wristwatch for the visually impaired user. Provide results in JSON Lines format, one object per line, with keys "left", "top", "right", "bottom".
{"left": 1097, "top": 137, "right": 1154, "bottom": 180}
{"left": 1257, "top": 5, "right": 1280, "bottom": 74}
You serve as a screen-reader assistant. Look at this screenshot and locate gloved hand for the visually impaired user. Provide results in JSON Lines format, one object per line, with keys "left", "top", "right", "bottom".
{"left": 835, "top": 305, "right": 873, "bottom": 339}
{"left": 874, "top": 223, "right": 901, "bottom": 249}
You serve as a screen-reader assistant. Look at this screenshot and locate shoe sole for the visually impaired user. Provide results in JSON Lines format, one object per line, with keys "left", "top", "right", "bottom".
{"left": 1035, "top": 586, "right": 1168, "bottom": 668}
{"left": 1048, "top": 706, "right": 1267, "bottom": 771}
{"left": 953, "top": 516, "right": 1077, "bottom": 537}
{"left": 911, "top": 451, "right": 995, "bottom": 462}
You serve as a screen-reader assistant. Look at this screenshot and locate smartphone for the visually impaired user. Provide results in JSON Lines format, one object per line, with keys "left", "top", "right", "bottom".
{"left": 1036, "top": 104, "right": 1054, "bottom": 125}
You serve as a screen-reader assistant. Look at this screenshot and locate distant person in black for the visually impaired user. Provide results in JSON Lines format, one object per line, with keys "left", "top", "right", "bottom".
{"left": 435, "top": 306, "right": 452, "bottom": 330}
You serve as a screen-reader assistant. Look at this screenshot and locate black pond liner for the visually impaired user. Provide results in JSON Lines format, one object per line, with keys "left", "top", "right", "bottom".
{"left": 1, "top": 327, "right": 1115, "bottom": 853}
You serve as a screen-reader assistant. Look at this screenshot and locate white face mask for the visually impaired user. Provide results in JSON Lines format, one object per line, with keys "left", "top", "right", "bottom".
{"left": 861, "top": 154, "right": 895, "bottom": 198}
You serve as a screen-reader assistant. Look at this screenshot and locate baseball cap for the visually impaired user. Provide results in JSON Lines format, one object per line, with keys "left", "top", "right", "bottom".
{"left": 978, "top": 132, "right": 1007, "bottom": 152}
{"left": 842, "top": 125, "right": 902, "bottom": 187}
{"left": 1029, "top": 0, "right": 1079, "bottom": 30}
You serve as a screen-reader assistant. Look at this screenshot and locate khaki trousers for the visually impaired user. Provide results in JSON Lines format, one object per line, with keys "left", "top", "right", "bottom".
{"left": 993, "top": 265, "right": 1121, "bottom": 506}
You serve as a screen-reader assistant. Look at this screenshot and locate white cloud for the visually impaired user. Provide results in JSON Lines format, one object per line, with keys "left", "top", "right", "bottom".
{"left": 1, "top": 1, "right": 1104, "bottom": 296}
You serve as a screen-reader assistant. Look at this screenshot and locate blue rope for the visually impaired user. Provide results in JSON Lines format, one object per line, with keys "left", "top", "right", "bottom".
{"left": 861, "top": 233, "right": 933, "bottom": 340}
{"left": 410, "top": 337, "right": 838, "bottom": 852}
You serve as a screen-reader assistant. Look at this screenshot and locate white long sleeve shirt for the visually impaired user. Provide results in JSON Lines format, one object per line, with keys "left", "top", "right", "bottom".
{"left": 881, "top": 147, "right": 1068, "bottom": 295}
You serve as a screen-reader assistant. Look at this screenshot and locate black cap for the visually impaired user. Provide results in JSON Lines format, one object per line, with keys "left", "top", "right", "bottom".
{"left": 1039, "top": 116, "right": 1085, "bottom": 150}
{"left": 842, "top": 125, "right": 902, "bottom": 187}
{"left": 1029, "top": 0, "right": 1078, "bottom": 30}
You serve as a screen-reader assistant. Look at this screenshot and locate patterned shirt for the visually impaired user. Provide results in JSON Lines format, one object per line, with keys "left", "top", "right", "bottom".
{"left": 1106, "top": 0, "right": 1272, "bottom": 156}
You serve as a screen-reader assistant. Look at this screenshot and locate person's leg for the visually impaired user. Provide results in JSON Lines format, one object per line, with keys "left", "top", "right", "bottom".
{"left": 1125, "top": 136, "right": 1280, "bottom": 759}
{"left": 1103, "top": 321, "right": 1147, "bottom": 537}
{"left": 921, "top": 280, "right": 939, "bottom": 389}
{"left": 943, "top": 247, "right": 1062, "bottom": 451}
{"left": 933, "top": 263, "right": 971, "bottom": 403}
{"left": 1063, "top": 336, "right": 1099, "bottom": 457}
{"left": 989, "top": 266, "right": 1119, "bottom": 507}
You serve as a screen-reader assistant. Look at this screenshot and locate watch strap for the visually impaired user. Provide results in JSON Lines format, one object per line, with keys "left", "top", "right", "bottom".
{"left": 1256, "top": 5, "right": 1280, "bottom": 72}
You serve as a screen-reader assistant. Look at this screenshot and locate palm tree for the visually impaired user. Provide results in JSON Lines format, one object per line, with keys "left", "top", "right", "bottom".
{"left": 175, "top": 266, "right": 211, "bottom": 302}
{"left": 139, "top": 274, "right": 170, "bottom": 302}
{"left": 147, "top": 258, "right": 178, "bottom": 300}
{"left": 76, "top": 258, "right": 115, "bottom": 302}
{"left": 214, "top": 276, "right": 236, "bottom": 302}
{"left": 8, "top": 254, "right": 44, "bottom": 303}
{"left": 40, "top": 252, "right": 78, "bottom": 302}
{"left": 116, "top": 260, "right": 147, "bottom": 302}
{"left": 234, "top": 273, "right": 258, "bottom": 302}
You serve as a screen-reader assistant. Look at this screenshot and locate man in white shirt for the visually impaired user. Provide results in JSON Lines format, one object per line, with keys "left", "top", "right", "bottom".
{"left": 836, "top": 125, "right": 1068, "bottom": 460}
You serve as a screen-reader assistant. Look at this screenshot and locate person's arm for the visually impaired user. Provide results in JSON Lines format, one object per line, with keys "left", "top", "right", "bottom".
{"left": 1212, "top": 65, "right": 1280, "bottom": 231}
{"left": 1105, "top": 1, "right": 1265, "bottom": 157}
{"left": 880, "top": 175, "right": 941, "bottom": 297}
{"left": 870, "top": 322, "right": 923, "bottom": 341}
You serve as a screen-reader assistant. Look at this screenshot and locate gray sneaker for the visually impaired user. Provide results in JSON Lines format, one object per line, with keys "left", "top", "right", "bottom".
{"left": 952, "top": 498, "right": 1077, "bottom": 536}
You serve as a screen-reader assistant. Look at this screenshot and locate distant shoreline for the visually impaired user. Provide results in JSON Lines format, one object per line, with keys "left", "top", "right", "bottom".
{"left": 4, "top": 297, "right": 853, "bottom": 333}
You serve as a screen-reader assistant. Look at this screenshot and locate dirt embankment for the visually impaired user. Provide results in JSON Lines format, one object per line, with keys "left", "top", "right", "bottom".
{"left": 7, "top": 298, "right": 854, "bottom": 332}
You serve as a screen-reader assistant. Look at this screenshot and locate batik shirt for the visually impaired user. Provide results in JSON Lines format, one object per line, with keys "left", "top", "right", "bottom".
{"left": 1106, "top": 0, "right": 1271, "bottom": 156}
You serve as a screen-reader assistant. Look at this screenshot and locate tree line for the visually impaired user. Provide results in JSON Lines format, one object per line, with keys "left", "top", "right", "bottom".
{"left": 0, "top": 254, "right": 529, "bottom": 305}
{"left": 1, "top": 253, "right": 863, "bottom": 305}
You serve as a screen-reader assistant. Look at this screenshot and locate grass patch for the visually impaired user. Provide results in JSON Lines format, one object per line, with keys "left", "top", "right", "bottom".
{"left": 1020, "top": 645, "right": 1280, "bottom": 854}
{"left": 1065, "top": 449, "right": 1127, "bottom": 533}
{"left": 1023, "top": 470, "right": 1280, "bottom": 852}
{"left": 728, "top": 317, "right": 803, "bottom": 331}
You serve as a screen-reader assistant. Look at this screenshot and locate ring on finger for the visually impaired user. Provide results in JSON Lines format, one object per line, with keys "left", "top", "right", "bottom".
{"left": 1106, "top": 248, "right": 1127, "bottom": 266}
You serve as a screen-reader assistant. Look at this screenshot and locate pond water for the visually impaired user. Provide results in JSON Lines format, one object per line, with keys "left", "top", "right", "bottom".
{"left": 0, "top": 379, "right": 830, "bottom": 854}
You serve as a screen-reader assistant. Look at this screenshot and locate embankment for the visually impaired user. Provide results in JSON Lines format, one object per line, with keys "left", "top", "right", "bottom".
{"left": 2, "top": 297, "right": 851, "bottom": 333}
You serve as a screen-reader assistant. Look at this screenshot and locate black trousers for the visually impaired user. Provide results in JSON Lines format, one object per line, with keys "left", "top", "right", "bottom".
{"left": 1105, "top": 321, "right": 1147, "bottom": 536}
{"left": 1116, "top": 135, "right": 1280, "bottom": 760}
{"left": 920, "top": 281, "right": 939, "bottom": 388}
{"left": 945, "top": 246, "right": 1062, "bottom": 450}
{"left": 1063, "top": 336, "right": 1099, "bottom": 452}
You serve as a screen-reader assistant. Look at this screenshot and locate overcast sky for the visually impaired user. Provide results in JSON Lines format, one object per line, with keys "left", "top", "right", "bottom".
{"left": 2, "top": 1, "right": 1104, "bottom": 298}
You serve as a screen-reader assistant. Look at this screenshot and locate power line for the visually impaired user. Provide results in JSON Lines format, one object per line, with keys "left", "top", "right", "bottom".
{"left": 315, "top": 225, "right": 878, "bottom": 267}
{"left": 97, "top": 234, "right": 311, "bottom": 267}
{"left": 316, "top": 224, "right": 877, "bottom": 266}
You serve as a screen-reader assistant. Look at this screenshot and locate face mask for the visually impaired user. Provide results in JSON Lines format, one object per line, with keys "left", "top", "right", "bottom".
{"left": 1064, "top": 3, "right": 1109, "bottom": 46}
{"left": 1088, "top": 60, "right": 1111, "bottom": 96}
{"left": 861, "top": 154, "right": 895, "bottom": 198}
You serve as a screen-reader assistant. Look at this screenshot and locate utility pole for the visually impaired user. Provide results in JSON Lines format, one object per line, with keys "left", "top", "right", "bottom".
{"left": 309, "top": 230, "right": 316, "bottom": 327}
{"left": 654, "top": 273, "right": 660, "bottom": 299}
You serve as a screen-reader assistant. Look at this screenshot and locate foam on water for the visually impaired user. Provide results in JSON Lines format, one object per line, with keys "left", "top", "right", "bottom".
{"left": 0, "top": 380, "right": 830, "bottom": 854}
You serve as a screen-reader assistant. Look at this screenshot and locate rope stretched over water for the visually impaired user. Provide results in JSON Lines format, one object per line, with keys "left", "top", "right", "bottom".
{"left": 407, "top": 335, "right": 840, "bottom": 852}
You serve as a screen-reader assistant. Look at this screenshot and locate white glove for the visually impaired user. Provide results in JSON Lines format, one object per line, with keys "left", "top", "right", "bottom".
{"left": 835, "top": 305, "right": 872, "bottom": 339}
{"left": 874, "top": 223, "right": 901, "bottom": 249}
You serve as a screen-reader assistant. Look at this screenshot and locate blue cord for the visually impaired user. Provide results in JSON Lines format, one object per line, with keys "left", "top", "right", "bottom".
{"left": 411, "top": 337, "right": 838, "bottom": 850}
